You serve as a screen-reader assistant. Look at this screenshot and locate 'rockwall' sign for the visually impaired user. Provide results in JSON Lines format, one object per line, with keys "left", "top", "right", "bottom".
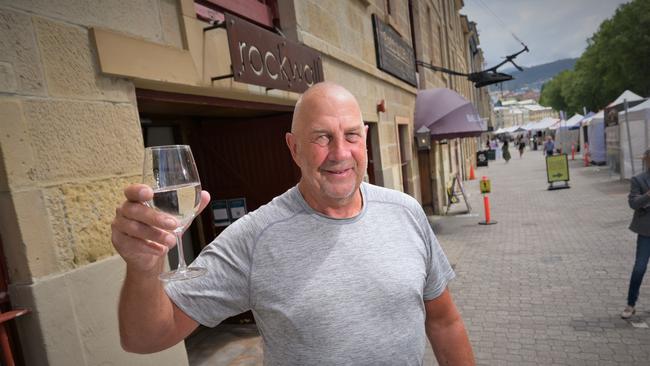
{"left": 225, "top": 13, "right": 324, "bottom": 93}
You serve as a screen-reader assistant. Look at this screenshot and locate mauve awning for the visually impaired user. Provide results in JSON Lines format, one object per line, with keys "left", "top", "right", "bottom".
{"left": 414, "top": 88, "right": 487, "bottom": 140}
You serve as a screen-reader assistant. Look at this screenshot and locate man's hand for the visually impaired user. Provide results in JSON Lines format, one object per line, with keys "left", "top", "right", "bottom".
{"left": 111, "top": 183, "right": 211, "bottom": 275}
{"left": 112, "top": 184, "right": 207, "bottom": 353}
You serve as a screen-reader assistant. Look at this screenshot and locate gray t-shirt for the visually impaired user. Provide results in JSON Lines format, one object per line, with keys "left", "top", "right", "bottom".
{"left": 166, "top": 182, "right": 455, "bottom": 365}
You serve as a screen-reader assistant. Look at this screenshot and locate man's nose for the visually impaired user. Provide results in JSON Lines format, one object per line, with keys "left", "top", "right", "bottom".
{"left": 328, "top": 136, "right": 351, "bottom": 161}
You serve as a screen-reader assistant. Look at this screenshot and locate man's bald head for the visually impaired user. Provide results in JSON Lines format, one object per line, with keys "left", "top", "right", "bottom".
{"left": 285, "top": 81, "right": 368, "bottom": 215}
{"left": 291, "top": 82, "right": 363, "bottom": 134}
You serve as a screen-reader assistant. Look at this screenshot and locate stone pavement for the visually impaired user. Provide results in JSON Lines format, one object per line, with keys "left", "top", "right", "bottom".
{"left": 435, "top": 149, "right": 650, "bottom": 365}
{"left": 188, "top": 148, "right": 650, "bottom": 366}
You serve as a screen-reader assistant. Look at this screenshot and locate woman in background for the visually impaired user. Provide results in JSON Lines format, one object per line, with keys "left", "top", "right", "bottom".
{"left": 502, "top": 140, "right": 511, "bottom": 163}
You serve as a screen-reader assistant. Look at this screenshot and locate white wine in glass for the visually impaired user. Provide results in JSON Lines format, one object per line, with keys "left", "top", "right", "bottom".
{"left": 142, "top": 145, "right": 207, "bottom": 281}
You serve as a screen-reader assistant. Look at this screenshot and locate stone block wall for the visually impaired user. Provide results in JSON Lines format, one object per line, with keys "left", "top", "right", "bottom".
{"left": 0, "top": 1, "right": 189, "bottom": 364}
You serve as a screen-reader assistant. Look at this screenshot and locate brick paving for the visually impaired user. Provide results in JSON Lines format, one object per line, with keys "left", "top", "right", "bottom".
{"left": 435, "top": 148, "right": 650, "bottom": 366}
{"left": 189, "top": 148, "right": 650, "bottom": 366}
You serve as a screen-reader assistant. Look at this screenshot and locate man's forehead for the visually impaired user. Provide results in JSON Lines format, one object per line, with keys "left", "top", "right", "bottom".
{"left": 306, "top": 115, "right": 363, "bottom": 132}
{"left": 291, "top": 82, "right": 363, "bottom": 133}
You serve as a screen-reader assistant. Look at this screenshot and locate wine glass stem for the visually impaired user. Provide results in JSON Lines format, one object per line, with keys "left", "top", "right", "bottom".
{"left": 174, "top": 230, "right": 188, "bottom": 273}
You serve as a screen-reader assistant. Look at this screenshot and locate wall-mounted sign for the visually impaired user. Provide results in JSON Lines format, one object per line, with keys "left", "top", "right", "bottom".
{"left": 211, "top": 198, "right": 248, "bottom": 227}
{"left": 371, "top": 14, "right": 417, "bottom": 87}
{"left": 605, "top": 99, "right": 646, "bottom": 127}
{"left": 227, "top": 198, "right": 247, "bottom": 221}
{"left": 212, "top": 200, "right": 230, "bottom": 227}
{"left": 225, "top": 13, "right": 324, "bottom": 93}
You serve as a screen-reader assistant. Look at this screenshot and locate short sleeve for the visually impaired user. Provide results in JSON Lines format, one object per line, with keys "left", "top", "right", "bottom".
{"left": 164, "top": 218, "right": 254, "bottom": 327}
{"left": 420, "top": 214, "right": 455, "bottom": 301}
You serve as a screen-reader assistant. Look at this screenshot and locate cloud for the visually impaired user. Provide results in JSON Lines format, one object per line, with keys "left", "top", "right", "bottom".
{"left": 462, "top": 0, "right": 630, "bottom": 67}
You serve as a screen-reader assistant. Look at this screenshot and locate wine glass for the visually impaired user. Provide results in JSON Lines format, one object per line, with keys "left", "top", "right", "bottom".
{"left": 142, "top": 145, "right": 207, "bottom": 281}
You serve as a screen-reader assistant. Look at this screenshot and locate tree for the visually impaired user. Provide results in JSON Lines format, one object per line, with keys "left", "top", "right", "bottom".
{"left": 540, "top": 0, "right": 650, "bottom": 113}
{"left": 540, "top": 71, "right": 571, "bottom": 113}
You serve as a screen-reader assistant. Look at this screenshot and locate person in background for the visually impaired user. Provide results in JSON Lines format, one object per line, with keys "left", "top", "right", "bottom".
{"left": 491, "top": 138, "right": 501, "bottom": 160}
{"left": 518, "top": 135, "right": 526, "bottom": 158}
{"left": 621, "top": 149, "right": 650, "bottom": 319}
{"left": 502, "top": 140, "right": 511, "bottom": 163}
{"left": 543, "top": 136, "right": 555, "bottom": 156}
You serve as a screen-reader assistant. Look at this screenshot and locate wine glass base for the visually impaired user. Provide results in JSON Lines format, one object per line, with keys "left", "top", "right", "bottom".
{"left": 159, "top": 267, "right": 207, "bottom": 282}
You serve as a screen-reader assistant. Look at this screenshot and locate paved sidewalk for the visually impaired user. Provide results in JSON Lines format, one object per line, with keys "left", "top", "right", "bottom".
{"left": 188, "top": 149, "right": 650, "bottom": 366}
{"left": 435, "top": 149, "right": 650, "bottom": 365}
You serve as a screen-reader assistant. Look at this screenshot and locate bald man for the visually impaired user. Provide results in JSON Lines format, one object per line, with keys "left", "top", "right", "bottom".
{"left": 112, "top": 82, "right": 474, "bottom": 365}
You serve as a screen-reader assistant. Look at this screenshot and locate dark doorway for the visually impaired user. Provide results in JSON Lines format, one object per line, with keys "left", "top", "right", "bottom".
{"left": 136, "top": 89, "right": 298, "bottom": 326}
{"left": 189, "top": 113, "right": 301, "bottom": 243}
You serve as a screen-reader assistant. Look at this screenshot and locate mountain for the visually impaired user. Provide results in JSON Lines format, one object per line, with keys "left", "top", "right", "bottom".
{"left": 488, "top": 58, "right": 577, "bottom": 92}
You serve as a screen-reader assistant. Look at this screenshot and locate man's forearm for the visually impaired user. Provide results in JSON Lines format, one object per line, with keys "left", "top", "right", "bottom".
{"left": 118, "top": 262, "right": 178, "bottom": 353}
{"left": 426, "top": 318, "right": 475, "bottom": 366}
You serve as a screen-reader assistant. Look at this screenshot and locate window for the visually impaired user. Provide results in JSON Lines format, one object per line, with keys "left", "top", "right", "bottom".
{"left": 438, "top": 25, "right": 445, "bottom": 66}
{"left": 408, "top": 0, "right": 418, "bottom": 58}
{"left": 398, "top": 124, "right": 413, "bottom": 195}
{"left": 426, "top": 6, "right": 433, "bottom": 63}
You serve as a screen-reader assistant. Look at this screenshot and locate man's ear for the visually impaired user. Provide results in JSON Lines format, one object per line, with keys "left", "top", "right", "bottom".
{"left": 286, "top": 132, "right": 298, "bottom": 162}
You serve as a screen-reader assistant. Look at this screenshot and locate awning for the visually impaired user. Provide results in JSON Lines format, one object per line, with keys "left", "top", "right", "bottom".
{"left": 529, "top": 117, "right": 560, "bottom": 131}
{"left": 414, "top": 88, "right": 487, "bottom": 140}
{"left": 557, "top": 113, "right": 584, "bottom": 130}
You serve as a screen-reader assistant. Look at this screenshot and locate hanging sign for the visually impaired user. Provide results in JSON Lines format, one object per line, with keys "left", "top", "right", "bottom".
{"left": 225, "top": 13, "right": 324, "bottom": 93}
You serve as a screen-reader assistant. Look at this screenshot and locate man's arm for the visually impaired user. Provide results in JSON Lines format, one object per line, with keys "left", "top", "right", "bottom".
{"left": 118, "top": 264, "right": 199, "bottom": 353}
{"left": 425, "top": 288, "right": 475, "bottom": 366}
{"left": 112, "top": 184, "right": 209, "bottom": 353}
{"left": 628, "top": 177, "right": 650, "bottom": 210}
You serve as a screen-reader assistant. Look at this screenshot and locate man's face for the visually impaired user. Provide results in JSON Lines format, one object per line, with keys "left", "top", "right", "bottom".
{"left": 287, "top": 92, "right": 368, "bottom": 204}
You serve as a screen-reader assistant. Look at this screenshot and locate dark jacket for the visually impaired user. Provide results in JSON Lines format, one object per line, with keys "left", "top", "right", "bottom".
{"left": 629, "top": 171, "right": 650, "bottom": 236}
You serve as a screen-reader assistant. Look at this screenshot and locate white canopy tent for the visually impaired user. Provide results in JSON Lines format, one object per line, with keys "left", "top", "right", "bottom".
{"left": 608, "top": 90, "right": 644, "bottom": 107}
{"left": 522, "top": 122, "right": 536, "bottom": 131}
{"left": 585, "top": 111, "right": 606, "bottom": 164}
{"left": 494, "top": 125, "right": 525, "bottom": 135}
{"left": 606, "top": 90, "right": 645, "bottom": 174}
{"left": 529, "top": 117, "right": 560, "bottom": 131}
{"left": 555, "top": 114, "right": 583, "bottom": 153}
{"left": 619, "top": 99, "right": 650, "bottom": 178}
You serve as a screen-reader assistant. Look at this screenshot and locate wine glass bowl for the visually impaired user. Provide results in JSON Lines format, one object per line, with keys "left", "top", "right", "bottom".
{"left": 143, "top": 145, "right": 207, "bottom": 281}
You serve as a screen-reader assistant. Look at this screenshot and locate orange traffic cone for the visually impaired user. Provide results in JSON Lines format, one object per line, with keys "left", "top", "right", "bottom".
{"left": 469, "top": 165, "right": 476, "bottom": 180}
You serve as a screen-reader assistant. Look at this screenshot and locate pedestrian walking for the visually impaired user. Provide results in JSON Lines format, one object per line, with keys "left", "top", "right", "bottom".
{"left": 517, "top": 135, "right": 526, "bottom": 158}
{"left": 110, "top": 82, "right": 475, "bottom": 365}
{"left": 502, "top": 140, "right": 511, "bottom": 163}
{"left": 543, "top": 136, "right": 555, "bottom": 156}
{"left": 622, "top": 149, "right": 650, "bottom": 319}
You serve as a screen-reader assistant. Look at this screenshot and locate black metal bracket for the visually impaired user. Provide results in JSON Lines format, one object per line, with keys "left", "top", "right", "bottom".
{"left": 211, "top": 73, "right": 234, "bottom": 82}
{"left": 203, "top": 20, "right": 226, "bottom": 32}
{"left": 415, "top": 45, "right": 529, "bottom": 88}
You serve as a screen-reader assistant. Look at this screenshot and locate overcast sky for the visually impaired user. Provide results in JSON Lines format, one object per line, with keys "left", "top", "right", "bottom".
{"left": 461, "top": 0, "right": 630, "bottom": 68}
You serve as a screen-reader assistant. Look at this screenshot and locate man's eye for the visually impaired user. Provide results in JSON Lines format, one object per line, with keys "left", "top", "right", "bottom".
{"left": 315, "top": 135, "right": 330, "bottom": 145}
{"left": 346, "top": 133, "right": 361, "bottom": 142}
